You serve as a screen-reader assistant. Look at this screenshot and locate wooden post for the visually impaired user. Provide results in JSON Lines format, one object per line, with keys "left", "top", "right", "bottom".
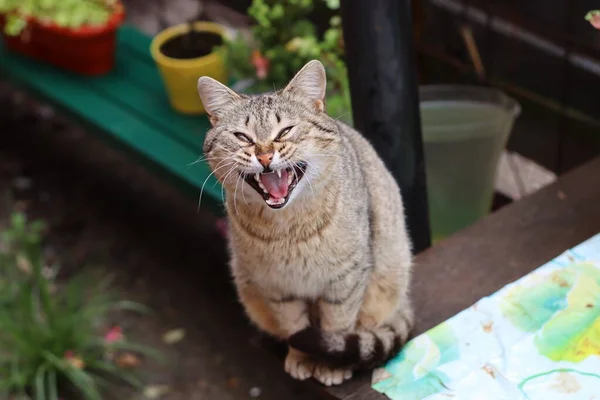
{"left": 340, "top": 0, "right": 431, "bottom": 252}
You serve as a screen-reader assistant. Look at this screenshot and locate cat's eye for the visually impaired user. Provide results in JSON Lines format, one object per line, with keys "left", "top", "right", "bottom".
{"left": 275, "top": 126, "right": 294, "bottom": 141}
{"left": 234, "top": 132, "right": 253, "bottom": 144}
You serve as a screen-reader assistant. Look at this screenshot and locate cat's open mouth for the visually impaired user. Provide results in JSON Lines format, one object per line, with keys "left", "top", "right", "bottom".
{"left": 244, "top": 162, "right": 307, "bottom": 209}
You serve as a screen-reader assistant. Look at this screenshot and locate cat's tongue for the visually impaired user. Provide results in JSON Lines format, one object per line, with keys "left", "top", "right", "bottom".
{"left": 260, "top": 170, "right": 289, "bottom": 199}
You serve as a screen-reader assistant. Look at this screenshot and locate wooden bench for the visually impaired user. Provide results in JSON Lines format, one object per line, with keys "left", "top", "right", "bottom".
{"left": 0, "top": 25, "right": 222, "bottom": 213}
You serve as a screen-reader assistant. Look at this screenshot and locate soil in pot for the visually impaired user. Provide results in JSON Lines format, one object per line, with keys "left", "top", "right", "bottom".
{"left": 159, "top": 30, "right": 223, "bottom": 59}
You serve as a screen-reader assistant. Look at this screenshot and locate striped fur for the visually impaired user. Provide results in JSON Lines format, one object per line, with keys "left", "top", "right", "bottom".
{"left": 289, "top": 311, "right": 413, "bottom": 369}
{"left": 197, "top": 60, "right": 414, "bottom": 386}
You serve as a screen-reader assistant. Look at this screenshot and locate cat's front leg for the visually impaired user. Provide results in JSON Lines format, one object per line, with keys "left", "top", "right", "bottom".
{"left": 235, "top": 277, "right": 286, "bottom": 338}
{"left": 310, "top": 268, "right": 368, "bottom": 386}
{"left": 237, "top": 277, "right": 316, "bottom": 379}
{"left": 265, "top": 294, "right": 318, "bottom": 380}
{"left": 266, "top": 294, "right": 311, "bottom": 337}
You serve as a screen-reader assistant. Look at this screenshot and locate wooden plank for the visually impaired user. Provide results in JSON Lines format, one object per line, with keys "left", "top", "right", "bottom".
{"left": 81, "top": 65, "right": 207, "bottom": 152}
{"left": 118, "top": 24, "right": 159, "bottom": 56}
{"left": 116, "top": 26, "right": 168, "bottom": 94}
{"left": 323, "top": 156, "right": 600, "bottom": 399}
{"left": 0, "top": 41, "right": 222, "bottom": 210}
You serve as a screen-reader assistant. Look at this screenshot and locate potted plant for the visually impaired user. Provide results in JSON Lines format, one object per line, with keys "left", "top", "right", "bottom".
{"left": 151, "top": 19, "right": 228, "bottom": 115}
{"left": 221, "top": 0, "right": 353, "bottom": 124}
{"left": 0, "top": 0, "right": 125, "bottom": 76}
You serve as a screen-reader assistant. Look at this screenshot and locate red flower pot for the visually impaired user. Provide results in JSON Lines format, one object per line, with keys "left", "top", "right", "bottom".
{"left": 1, "top": 2, "right": 125, "bottom": 76}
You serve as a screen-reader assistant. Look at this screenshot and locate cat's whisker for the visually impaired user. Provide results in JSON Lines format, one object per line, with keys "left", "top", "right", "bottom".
{"left": 220, "top": 164, "right": 240, "bottom": 205}
{"left": 213, "top": 158, "right": 239, "bottom": 187}
{"left": 187, "top": 158, "right": 203, "bottom": 167}
{"left": 188, "top": 154, "right": 226, "bottom": 167}
{"left": 221, "top": 181, "right": 226, "bottom": 204}
{"left": 290, "top": 162, "right": 306, "bottom": 196}
{"left": 214, "top": 143, "right": 240, "bottom": 157}
{"left": 210, "top": 158, "right": 235, "bottom": 179}
{"left": 221, "top": 164, "right": 240, "bottom": 190}
{"left": 193, "top": 153, "right": 223, "bottom": 162}
{"left": 289, "top": 160, "right": 315, "bottom": 199}
{"left": 300, "top": 159, "right": 323, "bottom": 186}
{"left": 197, "top": 161, "right": 235, "bottom": 212}
{"left": 301, "top": 164, "right": 318, "bottom": 198}
{"left": 233, "top": 172, "right": 242, "bottom": 216}
{"left": 240, "top": 173, "right": 249, "bottom": 205}
{"left": 334, "top": 111, "right": 349, "bottom": 122}
{"left": 213, "top": 161, "right": 236, "bottom": 188}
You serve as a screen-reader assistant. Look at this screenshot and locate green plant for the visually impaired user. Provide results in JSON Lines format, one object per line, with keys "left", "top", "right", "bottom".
{"left": 222, "top": 0, "right": 352, "bottom": 123}
{"left": 586, "top": 10, "right": 600, "bottom": 29}
{"left": 0, "top": 212, "right": 159, "bottom": 400}
{"left": 0, "top": 0, "right": 121, "bottom": 36}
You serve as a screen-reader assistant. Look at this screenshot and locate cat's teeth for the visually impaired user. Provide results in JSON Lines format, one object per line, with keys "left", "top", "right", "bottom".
{"left": 255, "top": 173, "right": 261, "bottom": 182}
{"left": 276, "top": 169, "right": 281, "bottom": 178}
{"left": 266, "top": 197, "right": 285, "bottom": 206}
{"left": 257, "top": 180, "right": 268, "bottom": 193}
{"left": 287, "top": 173, "right": 293, "bottom": 185}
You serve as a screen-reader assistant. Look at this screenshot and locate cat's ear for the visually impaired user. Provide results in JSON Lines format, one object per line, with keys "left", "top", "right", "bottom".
{"left": 283, "top": 60, "right": 327, "bottom": 112}
{"left": 197, "top": 77, "right": 241, "bottom": 125}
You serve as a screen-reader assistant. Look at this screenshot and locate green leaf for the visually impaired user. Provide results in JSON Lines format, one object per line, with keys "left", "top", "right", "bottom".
{"left": 323, "top": 29, "right": 339, "bottom": 47}
{"left": 290, "top": 20, "right": 316, "bottom": 37}
{"left": 330, "top": 15, "right": 341, "bottom": 27}
{"left": 271, "top": 4, "right": 284, "bottom": 19}
{"left": 47, "top": 369, "right": 58, "bottom": 400}
{"left": 43, "top": 352, "right": 102, "bottom": 400}
{"left": 11, "top": 212, "right": 27, "bottom": 230}
{"left": 40, "top": 0, "right": 53, "bottom": 9}
{"left": 29, "top": 220, "right": 46, "bottom": 234}
{"left": 325, "top": 0, "right": 340, "bottom": 9}
{"left": 87, "top": 360, "right": 142, "bottom": 388}
{"left": 35, "top": 364, "right": 47, "bottom": 400}
{"left": 585, "top": 10, "right": 600, "bottom": 21}
{"left": 4, "top": 15, "right": 27, "bottom": 36}
{"left": 113, "top": 300, "right": 153, "bottom": 315}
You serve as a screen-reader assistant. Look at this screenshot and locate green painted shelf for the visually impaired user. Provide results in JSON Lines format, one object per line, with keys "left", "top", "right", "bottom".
{"left": 0, "top": 25, "right": 223, "bottom": 213}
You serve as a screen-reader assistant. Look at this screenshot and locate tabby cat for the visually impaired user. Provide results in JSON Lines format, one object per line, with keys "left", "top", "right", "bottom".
{"left": 197, "top": 60, "right": 414, "bottom": 386}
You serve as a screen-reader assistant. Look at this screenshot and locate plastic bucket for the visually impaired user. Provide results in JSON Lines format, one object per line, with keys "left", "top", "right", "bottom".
{"left": 419, "top": 85, "right": 521, "bottom": 243}
{"left": 150, "top": 21, "right": 227, "bottom": 115}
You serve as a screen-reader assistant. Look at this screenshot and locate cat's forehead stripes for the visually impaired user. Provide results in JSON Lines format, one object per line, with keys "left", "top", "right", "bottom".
{"left": 241, "top": 95, "right": 290, "bottom": 141}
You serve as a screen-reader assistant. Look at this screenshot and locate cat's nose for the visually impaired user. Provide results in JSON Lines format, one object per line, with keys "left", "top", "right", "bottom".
{"left": 256, "top": 152, "right": 274, "bottom": 167}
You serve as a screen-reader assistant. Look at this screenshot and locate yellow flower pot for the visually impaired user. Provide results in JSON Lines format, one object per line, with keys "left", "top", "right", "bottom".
{"left": 150, "top": 21, "right": 227, "bottom": 115}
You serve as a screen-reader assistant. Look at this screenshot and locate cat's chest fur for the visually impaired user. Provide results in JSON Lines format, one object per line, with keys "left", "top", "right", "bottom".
{"left": 228, "top": 199, "right": 370, "bottom": 298}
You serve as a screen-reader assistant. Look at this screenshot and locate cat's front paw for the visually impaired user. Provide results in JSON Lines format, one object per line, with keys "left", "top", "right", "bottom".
{"left": 313, "top": 363, "right": 353, "bottom": 386}
{"left": 285, "top": 348, "right": 315, "bottom": 381}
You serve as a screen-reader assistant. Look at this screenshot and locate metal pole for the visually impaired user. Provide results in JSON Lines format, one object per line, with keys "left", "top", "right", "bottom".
{"left": 340, "top": 0, "right": 431, "bottom": 252}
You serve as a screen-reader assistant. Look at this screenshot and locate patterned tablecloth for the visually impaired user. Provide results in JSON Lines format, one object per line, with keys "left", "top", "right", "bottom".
{"left": 373, "top": 233, "right": 600, "bottom": 400}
